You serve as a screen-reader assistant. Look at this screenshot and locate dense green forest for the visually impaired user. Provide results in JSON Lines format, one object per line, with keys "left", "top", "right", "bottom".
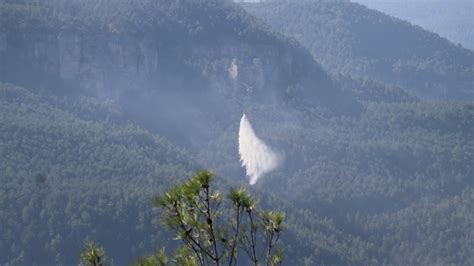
{"left": 0, "top": 82, "right": 194, "bottom": 264}
{"left": 0, "top": 83, "right": 379, "bottom": 265}
{"left": 1, "top": 0, "right": 473, "bottom": 265}
{"left": 243, "top": 0, "right": 474, "bottom": 100}
{"left": 199, "top": 88, "right": 474, "bottom": 265}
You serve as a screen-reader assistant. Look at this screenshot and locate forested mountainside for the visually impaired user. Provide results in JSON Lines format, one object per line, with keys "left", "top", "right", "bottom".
{"left": 1, "top": 0, "right": 473, "bottom": 265}
{"left": 354, "top": 0, "right": 474, "bottom": 50}
{"left": 0, "top": 83, "right": 375, "bottom": 265}
{"left": 200, "top": 94, "right": 474, "bottom": 265}
{"left": 243, "top": 0, "right": 474, "bottom": 100}
{"left": 0, "top": 82, "right": 195, "bottom": 264}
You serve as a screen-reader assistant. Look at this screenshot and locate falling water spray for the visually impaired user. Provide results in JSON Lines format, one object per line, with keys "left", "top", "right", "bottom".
{"left": 238, "top": 114, "right": 280, "bottom": 185}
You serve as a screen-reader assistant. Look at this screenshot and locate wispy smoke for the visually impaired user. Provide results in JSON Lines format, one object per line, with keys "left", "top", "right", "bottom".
{"left": 239, "top": 114, "right": 280, "bottom": 185}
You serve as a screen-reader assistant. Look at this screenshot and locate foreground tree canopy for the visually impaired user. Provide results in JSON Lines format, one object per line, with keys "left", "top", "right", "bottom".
{"left": 80, "top": 241, "right": 107, "bottom": 266}
{"left": 137, "top": 170, "right": 284, "bottom": 266}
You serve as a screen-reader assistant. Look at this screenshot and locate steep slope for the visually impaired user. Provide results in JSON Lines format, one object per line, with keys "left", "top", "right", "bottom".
{"left": 243, "top": 0, "right": 474, "bottom": 100}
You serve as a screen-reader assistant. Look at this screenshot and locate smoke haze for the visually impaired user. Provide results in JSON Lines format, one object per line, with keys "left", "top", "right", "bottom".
{"left": 239, "top": 113, "right": 280, "bottom": 185}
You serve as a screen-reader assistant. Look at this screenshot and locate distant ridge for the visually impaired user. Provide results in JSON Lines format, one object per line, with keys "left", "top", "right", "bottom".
{"left": 244, "top": 0, "right": 474, "bottom": 100}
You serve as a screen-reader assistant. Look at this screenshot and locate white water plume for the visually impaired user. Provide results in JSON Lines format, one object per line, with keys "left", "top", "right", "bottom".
{"left": 239, "top": 114, "right": 280, "bottom": 185}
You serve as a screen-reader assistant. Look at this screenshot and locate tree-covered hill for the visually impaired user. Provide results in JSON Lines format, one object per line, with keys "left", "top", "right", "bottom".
{"left": 243, "top": 0, "right": 474, "bottom": 100}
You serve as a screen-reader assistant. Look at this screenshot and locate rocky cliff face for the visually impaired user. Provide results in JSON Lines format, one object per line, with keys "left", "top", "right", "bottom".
{"left": 0, "top": 1, "right": 358, "bottom": 149}
{"left": 1, "top": 30, "right": 332, "bottom": 100}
